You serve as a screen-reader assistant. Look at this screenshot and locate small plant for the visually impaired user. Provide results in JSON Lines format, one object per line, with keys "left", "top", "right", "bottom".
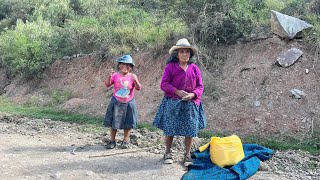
{"left": 308, "top": 160, "right": 318, "bottom": 170}
{"left": 137, "top": 122, "right": 159, "bottom": 132}
{"left": 198, "top": 130, "right": 228, "bottom": 140}
{"left": 49, "top": 89, "right": 73, "bottom": 106}
{"left": 25, "top": 95, "right": 41, "bottom": 107}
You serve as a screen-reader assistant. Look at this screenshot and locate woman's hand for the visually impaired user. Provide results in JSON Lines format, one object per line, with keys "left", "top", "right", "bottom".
{"left": 175, "top": 90, "right": 189, "bottom": 98}
{"left": 182, "top": 93, "right": 195, "bottom": 101}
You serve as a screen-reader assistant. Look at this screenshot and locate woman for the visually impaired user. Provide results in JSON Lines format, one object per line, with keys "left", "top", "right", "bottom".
{"left": 153, "top": 38, "right": 206, "bottom": 166}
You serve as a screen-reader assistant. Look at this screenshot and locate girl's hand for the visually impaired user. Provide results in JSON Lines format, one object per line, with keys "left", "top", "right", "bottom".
{"left": 175, "top": 90, "right": 188, "bottom": 98}
{"left": 105, "top": 68, "right": 115, "bottom": 87}
{"left": 182, "top": 93, "right": 195, "bottom": 101}
{"left": 130, "top": 73, "right": 141, "bottom": 90}
{"left": 108, "top": 68, "right": 115, "bottom": 77}
{"left": 130, "top": 73, "right": 138, "bottom": 82}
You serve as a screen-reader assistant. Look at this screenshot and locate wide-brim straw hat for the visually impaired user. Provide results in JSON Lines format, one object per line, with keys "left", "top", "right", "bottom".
{"left": 169, "top": 38, "right": 198, "bottom": 55}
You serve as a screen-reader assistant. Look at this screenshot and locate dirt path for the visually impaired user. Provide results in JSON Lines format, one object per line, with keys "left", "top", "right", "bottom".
{"left": 0, "top": 128, "right": 186, "bottom": 180}
{"left": 0, "top": 113, "right": 317, "bottom": 180}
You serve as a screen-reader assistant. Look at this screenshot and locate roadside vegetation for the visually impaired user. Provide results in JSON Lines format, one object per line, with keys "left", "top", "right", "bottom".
{"left": 0, "top": 0, "right": 320, "bottom": 79}
{"left": 0, "top": 0, "right": 319, "bottom": 155}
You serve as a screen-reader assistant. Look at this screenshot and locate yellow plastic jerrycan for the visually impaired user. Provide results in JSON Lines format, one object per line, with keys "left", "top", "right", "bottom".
{"left": 199, "top": 134, "right": 245, "bottom": 168}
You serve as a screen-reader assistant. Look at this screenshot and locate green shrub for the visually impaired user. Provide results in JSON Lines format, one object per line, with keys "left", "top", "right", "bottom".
{"left": 62, "top": 16, "right": 108, "bottom": 55}
{"left": 0, "top": 18, "right": 58, "bottom": 78}
{"left": 50, "top": 89, "right": 73, "bottom": 106}
{"left": 0, "top": 0, "right": 36, "bottom": 31}
{"left": 79, "top": 0, "right": 118, "bottom": 17}
{"left": 25, "top": 95, "right": 41, "bottom": 107}
{"left": 30, "top": 0, "right": 76, "bottom": 27}
{"left": 100, "top": 7, "right": 186, "bottom": 56}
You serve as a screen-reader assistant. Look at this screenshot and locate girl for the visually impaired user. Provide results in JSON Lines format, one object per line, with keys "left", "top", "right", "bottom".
{"left": 104, "top": 55, "right": 141, "bottom": 149}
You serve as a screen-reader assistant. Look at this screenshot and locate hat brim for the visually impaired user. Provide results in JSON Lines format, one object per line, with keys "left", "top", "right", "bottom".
{"left": 169, "top": 45, "right": 198, "bottom": 55}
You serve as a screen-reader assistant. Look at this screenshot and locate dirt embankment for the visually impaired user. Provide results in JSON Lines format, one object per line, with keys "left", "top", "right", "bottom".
{"left": 2, "top": 36, "right": 319, "bottom": 138}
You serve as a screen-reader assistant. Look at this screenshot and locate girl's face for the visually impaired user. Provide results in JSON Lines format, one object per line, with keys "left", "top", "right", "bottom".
{"left": 177, "top": 48, "right": 191, "bottom": 63}
{"left": 118, "top": 63, "right": 132, "bottom": 75}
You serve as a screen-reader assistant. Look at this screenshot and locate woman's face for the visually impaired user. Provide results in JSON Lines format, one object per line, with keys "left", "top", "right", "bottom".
{"left": 177, "top": 48, "right": 191, "bottom": 63}
{"left": 118, "top": 63, "right": 132, "bottom": 74}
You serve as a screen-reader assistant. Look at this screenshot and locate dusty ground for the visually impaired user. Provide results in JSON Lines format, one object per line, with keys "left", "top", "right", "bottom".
{"left": 2, "top": 112, "right": 318, "bottom": 180}
{"left": 0, "top": 112, "right": 186, "bottom": 180}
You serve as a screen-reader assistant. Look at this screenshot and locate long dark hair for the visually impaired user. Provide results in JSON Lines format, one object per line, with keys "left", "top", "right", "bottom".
{"left": 166, "top": 49, "right": 194, "bottom": 64}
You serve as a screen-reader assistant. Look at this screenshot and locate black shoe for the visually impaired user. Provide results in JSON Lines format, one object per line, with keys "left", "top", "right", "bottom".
{"left": 163, "top": 153, "right": 173, "bottom": 164}
{"left": 120, "top": 141, "right": 130, "bottom": 149}
{"left": 106, "top": 141, "right": 116, "bottom": 149}
{"left": 183, "top": 154, "right": 193, "bottom": 166}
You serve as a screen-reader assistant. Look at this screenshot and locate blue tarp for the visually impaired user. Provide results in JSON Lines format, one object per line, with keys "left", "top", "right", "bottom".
{"left": 182, "top": 144, "right": 273, "bottom": 180}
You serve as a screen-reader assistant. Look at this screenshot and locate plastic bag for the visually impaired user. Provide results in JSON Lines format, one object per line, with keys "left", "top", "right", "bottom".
{"left": 199, "top": 134, "right": 245, "bottom": 168}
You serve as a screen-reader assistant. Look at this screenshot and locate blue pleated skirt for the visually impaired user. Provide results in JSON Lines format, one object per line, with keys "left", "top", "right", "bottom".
{"left": 104, "top": 96, "right": 137, "bottom": 129}
{"left": 153, "top": 96, "right": 206, "bottom": 137}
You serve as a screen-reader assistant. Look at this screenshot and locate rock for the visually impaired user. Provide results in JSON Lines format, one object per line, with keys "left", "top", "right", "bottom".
{"left": 259, "top": 161, "right": 271, "bottom": 171}
{"left": 276, "top": 48, "right": 303, "bottom": 67}
{"left": 271, "top": 10, "right": 313, "bottom": 39}
{"left": 290, "top": 89, "right": 306, "bottom": 99}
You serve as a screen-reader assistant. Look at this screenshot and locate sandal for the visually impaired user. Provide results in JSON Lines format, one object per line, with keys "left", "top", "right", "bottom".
{"left": 163, "top": 153, "right": 173, "bottom": 164}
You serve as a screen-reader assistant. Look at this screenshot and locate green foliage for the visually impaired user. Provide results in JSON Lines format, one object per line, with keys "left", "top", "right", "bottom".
{"left": 199, "top": 129, "right": 320, "bottom": 155}
{"left": 0, "top": 18, "right": 58, "bottom": 77}
{"left": 137, "top": 122, "right": 160, "bottom": 132}
{"left": 69, "top": 0, "right": 82, "bottom": 15}
{"left": 99, "top": 7, "right": 186, "bottom": 56}
{"left": 198, "top": 130, "right": 228, "bottom": 140}
{"left": 244, "top": 132, "right": 320, "bottom": 155}
{"left": 62, "top": 16, "right": 109, "bottom": 55}
{"left": 79, "top": 0, "right": 118, "bottom": 17}
{"left": 0, "top": 96, "right": 102, "bottom": 124}
{"left": 0, "top": 0, "right": 36, "bottom": 31}
{"left": 49, "top": 89, "right": 72, "bottom": 105}
{"left": 25, "top": 95, "right": 42, "bottom": 107}
{"left": 30, "top": 0, "right": 76, "bottom": 27}
{"left": 1, "top": 0, "right": 320, "bottom": 79}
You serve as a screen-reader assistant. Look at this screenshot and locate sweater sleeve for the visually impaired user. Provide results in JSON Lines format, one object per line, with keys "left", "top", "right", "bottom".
{"left": 192, "top": 66, "right": 204, "bottom": 98}
{"left": 160, "top": 64, "right": 176, "bottom": 95}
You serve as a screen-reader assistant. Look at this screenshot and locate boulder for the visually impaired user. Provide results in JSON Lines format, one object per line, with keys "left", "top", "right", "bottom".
{"left": 271, "top": 10, "right": 313, "bottom": 39}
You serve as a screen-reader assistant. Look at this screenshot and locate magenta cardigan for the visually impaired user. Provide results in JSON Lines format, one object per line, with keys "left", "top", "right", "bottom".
{"left": 160, "top": 62, "right": 204, "bottom": 106}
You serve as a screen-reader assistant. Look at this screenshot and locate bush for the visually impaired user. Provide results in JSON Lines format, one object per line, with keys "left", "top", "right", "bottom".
{"left": 0, "top": 18, "right": 58, "bottom": 78}
{"left": 30, "top": 0, "right": 76, "bottom": 27}
{"left": 0, "top": 0, "right": 36, "bottom": 31}
{"left": 100, "top": 7, "right": 186, "bottom": 55}
{"left": 62, "top": 16, "right": 108, "bottom": 55}
{"left": 50, "top": 89, "right": 73, "bottom": 106}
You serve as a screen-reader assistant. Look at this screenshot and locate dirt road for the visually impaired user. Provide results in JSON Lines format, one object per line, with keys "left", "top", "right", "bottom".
{"left": 0, "top": 113, "right": 318, "bottom": 180}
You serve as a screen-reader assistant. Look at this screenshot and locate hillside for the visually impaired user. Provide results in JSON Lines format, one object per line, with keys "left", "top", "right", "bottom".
{"left": 1, "top": 36, "right": 319, "bottom": 138}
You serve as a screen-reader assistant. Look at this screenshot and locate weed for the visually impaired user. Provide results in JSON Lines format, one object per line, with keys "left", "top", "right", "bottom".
{"left": 50, "top": 89, "right": 73, "bottom": 106}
